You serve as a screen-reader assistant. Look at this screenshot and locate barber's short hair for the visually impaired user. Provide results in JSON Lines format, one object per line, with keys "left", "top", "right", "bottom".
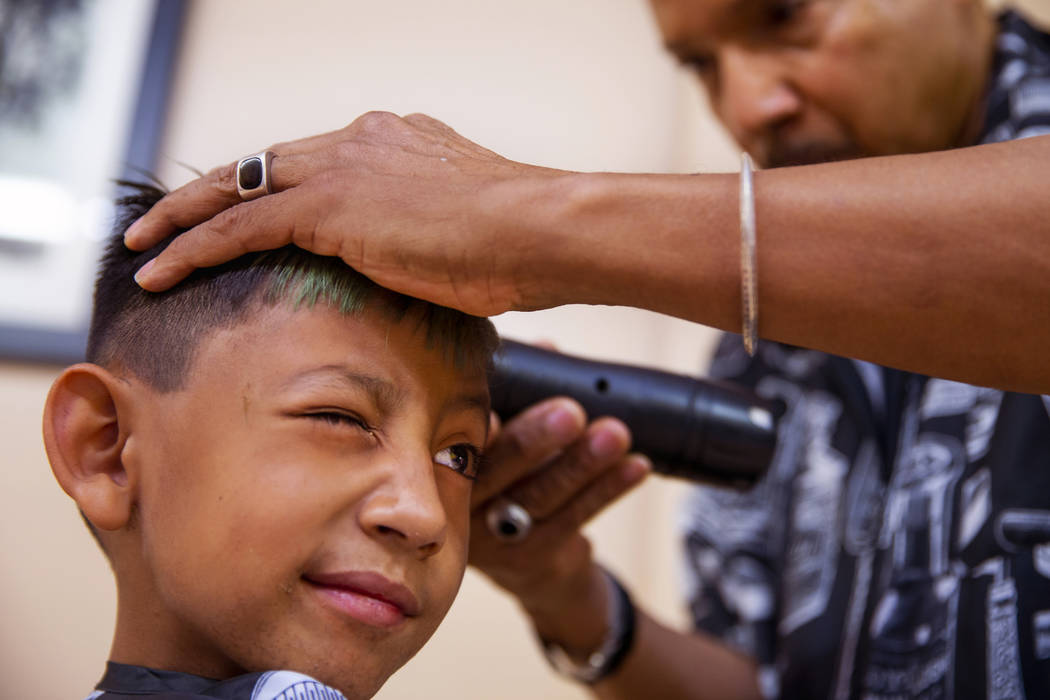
{"left": 87, "top": 183, "right": 499, "bottom": 391}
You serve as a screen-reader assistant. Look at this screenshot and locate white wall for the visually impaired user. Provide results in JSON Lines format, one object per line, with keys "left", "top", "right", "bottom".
{"left": 5, "top": 1, "right": 1050, "bottom": 699}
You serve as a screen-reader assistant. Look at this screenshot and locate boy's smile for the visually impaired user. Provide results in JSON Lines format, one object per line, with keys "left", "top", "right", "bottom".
{"left": 108, "top": 301, "right": 490, "bottom": 698}
{"left": 301, "top": 569, "right": 422, "bottom": 627}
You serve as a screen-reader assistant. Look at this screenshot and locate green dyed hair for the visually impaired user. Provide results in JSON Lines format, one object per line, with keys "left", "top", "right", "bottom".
{"left": 87, "top": 183, "right": 499, "bottom": 391}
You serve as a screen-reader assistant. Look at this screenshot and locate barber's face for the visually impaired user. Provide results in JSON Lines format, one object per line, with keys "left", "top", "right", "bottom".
{"left": 649, "top": 0, "right": 991, "bottom": 167}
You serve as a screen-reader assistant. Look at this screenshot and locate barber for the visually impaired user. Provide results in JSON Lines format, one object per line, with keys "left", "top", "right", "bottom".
{"left": 127, "top": 1, "right": 1050, "bottom": 697}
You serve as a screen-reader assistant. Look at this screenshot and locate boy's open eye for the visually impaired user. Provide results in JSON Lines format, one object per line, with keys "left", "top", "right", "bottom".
{"left": 434, "top": 444, "right": 482, "bottom": 480}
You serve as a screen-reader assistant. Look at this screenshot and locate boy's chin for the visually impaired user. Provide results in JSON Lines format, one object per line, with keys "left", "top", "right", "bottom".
{"left": 283, "top": 651, "right": 411, "bottom": 700}
{"left": 245, "top": 627, "right": 426, "bottom": 700}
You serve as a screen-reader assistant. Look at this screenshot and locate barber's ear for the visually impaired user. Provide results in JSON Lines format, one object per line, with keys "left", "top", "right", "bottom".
{"left": 42, "top": 363, "right": 136, "bottom": 532}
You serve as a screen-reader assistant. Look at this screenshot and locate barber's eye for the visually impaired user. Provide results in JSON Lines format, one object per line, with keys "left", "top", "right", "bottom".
{"left": 435, "top": 444, "right": 481, "bottom": 480}
{"left": 682, "top": 54, "right": 717, "bottom": 76}
{"left": 767, "top": 0, "right": 807, "bottom": 25}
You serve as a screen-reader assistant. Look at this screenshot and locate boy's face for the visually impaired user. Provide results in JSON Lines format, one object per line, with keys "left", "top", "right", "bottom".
{"left": 118, "top": 301, "right": 489, "bottom": 697}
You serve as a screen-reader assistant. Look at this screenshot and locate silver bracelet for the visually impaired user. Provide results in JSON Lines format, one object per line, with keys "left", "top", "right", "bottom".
{"left": 739, "top": 152, "right": 758, "bottom": 356}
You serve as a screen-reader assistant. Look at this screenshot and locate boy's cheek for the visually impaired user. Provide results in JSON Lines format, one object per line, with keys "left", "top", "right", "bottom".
{"left": 437, "top": 500, "right": 473, "bottom": 589}
{"left": 437, "top": 467, "right": 474, "bottom": 512}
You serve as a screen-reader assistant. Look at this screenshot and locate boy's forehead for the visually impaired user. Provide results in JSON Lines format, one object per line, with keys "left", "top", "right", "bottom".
{"left": 190, "top": 302, "right": 490, "bottom": 407}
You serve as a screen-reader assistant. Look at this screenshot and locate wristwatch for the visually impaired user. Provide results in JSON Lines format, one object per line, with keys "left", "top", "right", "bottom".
{"left": 539, "top": 569, "right": 637, "bottom": 684}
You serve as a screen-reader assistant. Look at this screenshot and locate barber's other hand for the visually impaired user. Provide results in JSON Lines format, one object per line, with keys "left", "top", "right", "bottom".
{"left": 470, "top": 398, "right": 650, "bottom": 653}
{"left": 126, "top": 112, "right": 572, "bottom": 316}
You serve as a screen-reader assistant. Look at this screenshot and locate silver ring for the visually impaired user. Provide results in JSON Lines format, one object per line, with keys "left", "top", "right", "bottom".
{"left": 485, "top": 498, "right": 533, "bottom": 543}
{"left": 236, "top": 150, "right": 275, "bottom": 201}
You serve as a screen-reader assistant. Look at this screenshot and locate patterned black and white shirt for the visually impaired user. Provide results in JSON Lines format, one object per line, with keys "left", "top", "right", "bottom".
{"left": 681, "top": 11, "right": 1050, "bottom": 700}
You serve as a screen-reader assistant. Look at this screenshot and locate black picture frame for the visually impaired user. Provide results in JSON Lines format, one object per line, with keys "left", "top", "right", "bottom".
{"left": 0, "top": 0, "right": 188, "bottom": 365}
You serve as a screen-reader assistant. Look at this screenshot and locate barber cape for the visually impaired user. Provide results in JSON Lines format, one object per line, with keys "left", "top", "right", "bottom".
{"left": 85, "top": 662, "right": 346, "bottom": 700}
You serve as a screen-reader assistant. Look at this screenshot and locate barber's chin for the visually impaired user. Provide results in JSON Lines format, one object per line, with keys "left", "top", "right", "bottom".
{"left": 764, "top": 142, "right": 863, "bottom": 168}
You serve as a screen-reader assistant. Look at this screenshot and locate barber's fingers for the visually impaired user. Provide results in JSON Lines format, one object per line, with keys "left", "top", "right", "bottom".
{"left": 268, "top": 117, "right": 382, "bottom": 155}
{"left": 472, "top": 398, "right": 587, "bottom": 508}
{"left": 122, "top": 112, "right": 407, "bottom": 251}
{"left": 401, "top": 112, "right": 506, "bottom": 160}
{"left": 402, "top": 111, "right": 462, "bottom": 137}
{"left": 534, "top": 454, "right": 650, "bottom": 536}
{"left": 474, "top": 454, "right": 649, "bottom": 560}
{"left": 503, "top": 417, "right": 633, "bottom": 521}
{"left": 133, "top": 182, "right": 334, "bottom": 291}
{"left": 123, "top": 111, "right": 482, "bottom": 253}
{"left": 124, "top": 147, "right": 326, "bottom": 251}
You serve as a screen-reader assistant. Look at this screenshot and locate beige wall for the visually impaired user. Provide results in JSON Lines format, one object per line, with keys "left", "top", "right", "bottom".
{"left": 4, "top": 1, "right": 1050, "bottom": 699}
{"left": 3, "top": 2, "right": 730, "bottom": 698}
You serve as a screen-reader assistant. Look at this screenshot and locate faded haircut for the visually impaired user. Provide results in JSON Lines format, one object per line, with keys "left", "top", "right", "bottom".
{"left": 87, "top": 183, "right": 499, "bottom": 391}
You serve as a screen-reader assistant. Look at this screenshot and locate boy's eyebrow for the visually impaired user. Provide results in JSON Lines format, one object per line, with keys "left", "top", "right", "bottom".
{"left": 443, "top": 391, "right": 492, "bottom": 433}
{"left": 281, "top": 367, "right": 491, "bottom": 431}
{"left": 282, "top": 365, "right": 402, "bottom": 410}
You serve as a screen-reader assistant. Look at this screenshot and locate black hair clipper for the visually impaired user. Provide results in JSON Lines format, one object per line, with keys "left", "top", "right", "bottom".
{"left": 489, "top": 340, "right": 780, "bottom": 489}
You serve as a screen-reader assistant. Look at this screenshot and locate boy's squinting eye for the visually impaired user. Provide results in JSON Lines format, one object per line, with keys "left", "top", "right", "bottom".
{"left": 435, "top": 444, "right": 482, "bottom": 480}
{"left": 305, "top": 411, "right": 375, "bottom": 436}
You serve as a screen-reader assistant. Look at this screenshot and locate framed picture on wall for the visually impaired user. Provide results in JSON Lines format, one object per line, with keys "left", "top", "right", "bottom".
{"left": 0, "top": 0, "right": 186, "bottom": 364}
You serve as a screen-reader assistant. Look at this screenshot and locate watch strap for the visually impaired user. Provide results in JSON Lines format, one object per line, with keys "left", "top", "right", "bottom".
{"left": 539, "top": 569, "right": 636, "bottom": 684}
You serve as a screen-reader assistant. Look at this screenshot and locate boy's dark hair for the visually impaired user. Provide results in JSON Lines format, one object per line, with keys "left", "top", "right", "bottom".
{"left": 88, "top": 183, "right": 499, "bottom": 392}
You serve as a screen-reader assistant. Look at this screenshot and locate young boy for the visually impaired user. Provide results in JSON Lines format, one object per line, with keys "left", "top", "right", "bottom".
{"left": 42, "top": 184, "right": 499, "bottom": 699}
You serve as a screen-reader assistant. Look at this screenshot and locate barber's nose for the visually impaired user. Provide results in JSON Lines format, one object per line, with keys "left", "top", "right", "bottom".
{"left": 718, "top": 46, "right": 802, "bottom": 142}
{"left": 359, "top": 450, "right": 448, "bottom": 558}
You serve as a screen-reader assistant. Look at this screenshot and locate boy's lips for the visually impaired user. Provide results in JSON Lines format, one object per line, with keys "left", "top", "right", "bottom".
{"left": 304, "top": 570, "right": 421, "bottom": 626}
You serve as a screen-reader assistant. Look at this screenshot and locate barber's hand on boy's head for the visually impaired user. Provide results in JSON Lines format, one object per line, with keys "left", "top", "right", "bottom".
{"left": 467, "top": 398, "right": 650, "bottom": 622}
{"left": 126, "top": 111, "right": 569, "bottom": 317}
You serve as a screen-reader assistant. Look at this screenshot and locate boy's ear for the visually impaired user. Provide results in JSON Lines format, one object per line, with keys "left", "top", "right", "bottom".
{"left": 43, "top": 363, "right": 136, "bottom": 532}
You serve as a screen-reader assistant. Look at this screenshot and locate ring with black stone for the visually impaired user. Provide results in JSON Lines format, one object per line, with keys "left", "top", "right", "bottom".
{"left": 236, "top": 150, "right": 275, "bottom": 201}
{"left": 485, "top": 498, "right": 533, "bottom": 543}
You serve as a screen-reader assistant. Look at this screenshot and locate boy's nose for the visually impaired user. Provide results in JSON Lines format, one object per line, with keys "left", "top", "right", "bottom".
{"left": 359, "top": 450, "right": 449, "bottom": 559}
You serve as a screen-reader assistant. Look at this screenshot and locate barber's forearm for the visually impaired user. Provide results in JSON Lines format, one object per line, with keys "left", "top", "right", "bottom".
{"left": 591, "top": 608, "right": 762, "bottom": 700}
{"left": 536, "top": 137, "right": 1050, "bottom": 393}
{"left": 518, "top": 563, "right": 760, "bottom": 700}
{"left": 128, "top": 112, "right": 1050, "bottom": 391}
{"left": 518, "top": 560, "right": 612, "bottom": 657}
